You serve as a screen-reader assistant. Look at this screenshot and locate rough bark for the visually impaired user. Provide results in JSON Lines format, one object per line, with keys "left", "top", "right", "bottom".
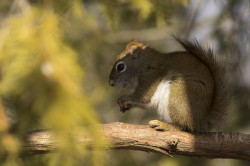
{"left": 23, "top": 122, "right": 250, "bottom": 161}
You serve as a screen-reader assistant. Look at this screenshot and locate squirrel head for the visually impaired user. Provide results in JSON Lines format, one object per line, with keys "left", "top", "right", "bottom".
{"left": 109, "top": 40, "right": 147, "bottom": 89}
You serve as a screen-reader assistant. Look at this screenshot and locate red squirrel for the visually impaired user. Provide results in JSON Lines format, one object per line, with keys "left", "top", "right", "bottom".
{"left": 109, "top": 37, "right": 229, "bottom": 132}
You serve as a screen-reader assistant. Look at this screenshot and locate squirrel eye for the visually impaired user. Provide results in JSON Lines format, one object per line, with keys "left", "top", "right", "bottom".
{"left": 115, "top": 61, "right": 126, "bottom": 72}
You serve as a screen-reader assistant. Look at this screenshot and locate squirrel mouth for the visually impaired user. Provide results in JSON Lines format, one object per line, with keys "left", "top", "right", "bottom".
{"left": 118, "top": 82, "right": 132, "bottom": 89}
{"left": 110, "top": 78, "right": 136, "bottom": 90}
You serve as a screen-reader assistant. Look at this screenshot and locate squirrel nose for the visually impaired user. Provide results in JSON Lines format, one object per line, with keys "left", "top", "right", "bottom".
{"left": 109, "top": 79, "right": 115, "bottom": 86}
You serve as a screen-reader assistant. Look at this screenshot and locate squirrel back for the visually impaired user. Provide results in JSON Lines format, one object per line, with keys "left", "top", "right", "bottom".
{"left": 174, "top": 37, "right": 230, "bottom": 130}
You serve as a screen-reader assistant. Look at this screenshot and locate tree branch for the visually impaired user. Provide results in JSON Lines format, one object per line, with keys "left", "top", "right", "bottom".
{"left": 23, "top": 122, "right": 250, "bottom": 161}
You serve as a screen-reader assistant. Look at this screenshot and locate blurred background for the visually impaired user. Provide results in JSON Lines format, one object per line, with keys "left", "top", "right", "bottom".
{"left": 0, "top": 0, "right": 249, "bottom": 166}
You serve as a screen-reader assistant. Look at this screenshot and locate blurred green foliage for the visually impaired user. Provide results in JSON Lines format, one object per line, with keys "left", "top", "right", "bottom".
{"left": 0, "top": 0, "right": 249, "bottom": 166}
{"left": 0, "top": 0, "right": 106, "bottom": 166}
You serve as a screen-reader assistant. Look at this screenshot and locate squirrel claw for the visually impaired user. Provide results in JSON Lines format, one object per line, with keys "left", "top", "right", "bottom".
{"left": 117, "top": 97, "right": 132, "bottom": 113}
{"left": 120, "top": 106, "right": 130, "bottom": 113}
{"left": 148, "top": 120, "right": 180, "bottom": 131}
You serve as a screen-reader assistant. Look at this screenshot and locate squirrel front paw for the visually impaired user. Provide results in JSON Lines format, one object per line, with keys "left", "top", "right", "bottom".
{"left": 117, "top": 96, "right": 133, "bottom": 113}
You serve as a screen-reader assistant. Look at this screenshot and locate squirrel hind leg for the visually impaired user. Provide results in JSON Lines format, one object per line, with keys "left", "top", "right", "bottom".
{"left": 148, "top": 120, "right": 181, "bottom": 131}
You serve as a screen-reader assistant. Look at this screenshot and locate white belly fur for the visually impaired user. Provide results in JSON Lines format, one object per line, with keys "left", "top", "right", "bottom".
{"left": 149, "top": 80, "right": 172, "bottom": 123}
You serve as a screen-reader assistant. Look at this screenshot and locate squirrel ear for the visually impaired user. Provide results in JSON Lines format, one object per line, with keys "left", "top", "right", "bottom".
{"left": 126, "top": 40, "right": 142, "bottom": 53}
{"left": 129, "top": 39, "right": 136, "bottom": 43}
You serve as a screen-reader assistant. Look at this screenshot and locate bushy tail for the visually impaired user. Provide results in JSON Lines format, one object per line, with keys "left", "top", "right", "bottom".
{"left": 174, "top": 36, "right": 231, "bottom": 130}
